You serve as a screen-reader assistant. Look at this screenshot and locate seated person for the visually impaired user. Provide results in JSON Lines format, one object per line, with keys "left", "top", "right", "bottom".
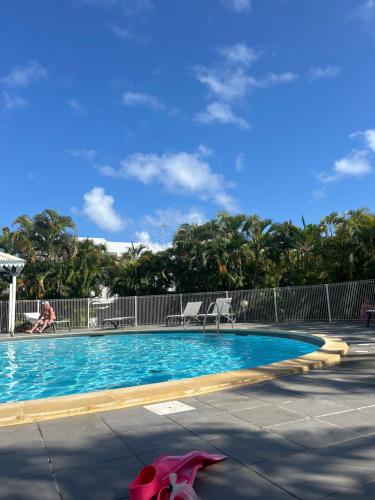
{"left": 26, "top": 301, "right": 56, "bottom": 334}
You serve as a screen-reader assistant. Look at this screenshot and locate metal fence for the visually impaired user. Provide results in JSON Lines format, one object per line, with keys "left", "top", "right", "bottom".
{"left": 0, "top": 278, "right": 374, "bottom": 332}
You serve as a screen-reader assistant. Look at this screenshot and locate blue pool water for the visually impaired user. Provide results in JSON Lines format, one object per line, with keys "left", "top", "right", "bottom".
{"left": 0, "top": 331, "right": 319, "bottom": 403}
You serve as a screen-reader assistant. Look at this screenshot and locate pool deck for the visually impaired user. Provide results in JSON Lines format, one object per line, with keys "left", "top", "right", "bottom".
{"left": 1, "top": 323, "right": 375, "bottom": 499}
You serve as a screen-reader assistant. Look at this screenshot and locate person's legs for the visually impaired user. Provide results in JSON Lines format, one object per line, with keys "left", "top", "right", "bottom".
{"left": 26, "top": 319, "right": 42, "bottom": 334}
{"left": 39, "top": 320, "right": 50, "bottom": 333}
{"left": 39, "top": 319, "right": 54, "bottom": 333}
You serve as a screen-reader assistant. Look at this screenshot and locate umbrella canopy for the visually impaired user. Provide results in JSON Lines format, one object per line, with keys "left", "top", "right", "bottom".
{"left": 0, "top": 252, "right": 26, "bottom": 335}
{"left": 0, "top": 251, "right": 25, "bottom": 284}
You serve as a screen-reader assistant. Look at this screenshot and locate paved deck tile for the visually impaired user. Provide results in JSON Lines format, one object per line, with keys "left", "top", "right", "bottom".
{"left": 55, "top": 455, "right": 142, "bottom": 500}
{"left": 195, "top": 464, "right": 295, "bottom": 499}
{"left": 168, "top": 412, "right": 260, "bottom": 440}
{"left": 250, "top": 448, "right": 375, "bottom": 499}
{"left": 0, "top": 447, "right": 52, "bottom": 480}
{"left": 0, "top": 474, "right": 60, "bottom": 500}
{"left": 280, "top": 396, "right": 351, "bottom": 417}
{"left": 112, "top": 420, "right": 201, "bottom": 454}
{"left": 196, "top": 391, "right": 269, "bottom": 412}
{"left": 319, "top": 408, "right": 375, "bottom": 436}
{"left": 234, "top": 404, "right": 307, "bottom": 428}
{"left": 268, "top": 417, "right": 359, "bottom": 448}
{"left": 0, "top": 423, "right": 45, "bottom": 455}
{"left": 100, "top": 406, "right": 170, "bottom": 430}
{"left": 40, "top": 414, "right": 133, "bottom": 470}
{"left": 208, "top": 429, "right": 305, "bottom": 465}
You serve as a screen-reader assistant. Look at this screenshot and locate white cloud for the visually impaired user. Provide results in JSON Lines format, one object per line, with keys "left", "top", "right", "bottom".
{"left": 351, "top": 128, "right": 375, "bottom": 153}
{"left": 134, "top": 230, "right": 168, "bottom": 252}
{"left": 196, "top": 101, "right": 250, "bottom": 129}
{"left": 357, "top": 0, "right": 375, "bottom": 22}
{"left": 259, "top": 72, "right": 299, "bottom": 86}
{"left": 197, "top": 144, "right": 213, "bottom": 157}
{"left": 68, "top": 99, "right": 84, "bottom": 114}
{"left": 79, "top": 0, "right": 117, "bottom": 6}
{"left": 3, "top": 91, "right": 28, "bottom": 109}
{"left": 2, "top": 60, "right": 47, "bottom": 88}
{"left": 83, "top": 187, "right": 125, "bottom": 232}
{"left": 135, "top": 230, "right": 151, "bottom": 241}
{"left": 235, "top": 154, "right": 245, "bottom": 172}
{"left": 143, "top": 208, "right": 206, "bottom": 228}
{"left": 309, "top": 66, "right": 341, "bottom": 81}
{"left": 219, "top": 44, "right": 259, "bottom": 66}
{"left": 334, "top": 150, "right": 372, "bottom": 177}
{"left": 108, "top": 24, "right": 131, "bottom": 39}
{"left": 311, "top": 188, "right": 327, "bottom": 201}
{"left": 97, "top": 164, "right": 118, "bottom": 176}
{"left": 364, "top": 129, "right": 375, "bottom": 152}
{"left": 100, "top": 147, "right": 238, "bottom": 211}
{"left": 319, "top": 150, "right": 372, "bottom": 183}
{"left": 194, "top": 44, "right": 297, "bottom": 128}
{"left": 221, "top": 0, "right": 251, "bottom": 13}
{"left": 79, "top": 0, "right": 153, "bottom": 15}
{"left": 66, "top": 149, "right": 96, "bottom": 161}
{"left": 122, "top": 91, "right": 164, "bottom": 111}
{"left": 195, "top": 65, "right": 256, "bottom": 101}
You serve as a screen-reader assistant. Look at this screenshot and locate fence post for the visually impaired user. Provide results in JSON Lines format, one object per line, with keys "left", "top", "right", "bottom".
{"left": 37, "top": 300, "right": 41, "bottom": 314}
{"left": 179, "top": 294, "right": 183, "bottom": 316}
{"left": 325, "top": 284, "right": 332, "bottom": 322}
{"left": 87, "top": 298, "right": 90, "bottom": 329}
{"left": 273, "top": 288, "right": 279, "bottom": 322}
{"left": 225, "top": 291, "right": 229, "bottom": 298}
{"left": 134, "top": 296, "right": 138, "bottom": 327}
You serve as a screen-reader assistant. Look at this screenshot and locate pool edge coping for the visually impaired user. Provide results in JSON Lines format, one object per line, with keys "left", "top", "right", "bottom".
{"left": 0, "top": 330, "right": 348, "bottom": 427}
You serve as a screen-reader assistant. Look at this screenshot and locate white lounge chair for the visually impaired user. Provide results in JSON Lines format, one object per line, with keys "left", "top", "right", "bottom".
{"left": 198, "top": 297, "right": 235, "bottom": 325}
{"left": 23, "top": 312, "right": 71, "bottom": 332}
{"left": 166, "top": 301, "right": 202, "bottom": 326}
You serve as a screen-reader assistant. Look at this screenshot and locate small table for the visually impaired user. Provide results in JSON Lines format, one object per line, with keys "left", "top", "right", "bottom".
{"left": 366, "top": 310, "right": 375, "bottom": 327}
{"left": 52, "top": 320, "right": 71, "bottom": 332}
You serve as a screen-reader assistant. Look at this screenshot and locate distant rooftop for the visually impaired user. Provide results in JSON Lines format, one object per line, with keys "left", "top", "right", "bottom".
{"left": 78, "top": 237, "right": 167, "bottom": 256}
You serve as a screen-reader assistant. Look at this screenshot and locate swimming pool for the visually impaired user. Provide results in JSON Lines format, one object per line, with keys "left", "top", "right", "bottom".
{"left": 0, "top": 331, "right": 321, "bottom": 404}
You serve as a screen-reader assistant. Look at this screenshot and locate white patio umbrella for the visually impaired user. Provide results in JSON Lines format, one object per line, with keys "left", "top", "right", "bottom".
{"left": 0, "top": 252, "right": 26, "bottom": 336}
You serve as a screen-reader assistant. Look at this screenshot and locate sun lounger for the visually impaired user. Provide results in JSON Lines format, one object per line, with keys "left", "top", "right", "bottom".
{"left": 166, "top": 301, "right": 202, "bottom": 326}
{"left": 102, "top": 316, "right": 135, "bottom": 329}
{"left": 23, "top": 313, "right": 71, "bottom": 332}
{"left": 197, "top": 297, "right": 235, "bottom": 324}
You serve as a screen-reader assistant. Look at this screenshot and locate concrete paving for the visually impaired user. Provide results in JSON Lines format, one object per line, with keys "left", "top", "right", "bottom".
{"left": 0, "top": 323, "right": 374, "bottom": 499}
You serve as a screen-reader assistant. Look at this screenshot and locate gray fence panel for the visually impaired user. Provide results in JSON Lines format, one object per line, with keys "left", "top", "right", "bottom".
{"left": 328, "top": 280, "right": 375, "bottom": 321}
{"left": 1, "top": 278, "right": 375, "bottom": 333}
{"left": 276, "top": 284, "right": 329, "bottom": 322}
{"left": 229, "top": 289, "right": 275, "bottom": 322}
{"left": 137, "top": 294, "right": 180, "bottom": 326}
{"left": 89, "top": 297, "right": 135, "bottom": 328}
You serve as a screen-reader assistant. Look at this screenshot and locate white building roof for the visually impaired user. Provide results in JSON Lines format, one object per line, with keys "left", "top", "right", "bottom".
{"left": 78, "top": 237, "right": 166, "bottom": 256}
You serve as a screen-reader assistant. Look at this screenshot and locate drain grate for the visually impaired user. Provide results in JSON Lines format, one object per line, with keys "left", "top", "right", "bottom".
{"left": 144, "top": 400, "right": 196, "bottom": 415}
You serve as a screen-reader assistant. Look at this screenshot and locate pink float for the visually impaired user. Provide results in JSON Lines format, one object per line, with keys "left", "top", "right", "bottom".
{"left": 129, "top": 450, "right": 226, "bottom": 500}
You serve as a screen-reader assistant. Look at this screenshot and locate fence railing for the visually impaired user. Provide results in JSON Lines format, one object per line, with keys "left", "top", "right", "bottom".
{"left": 0, "top": 279, "right": 374, "bottom": 332}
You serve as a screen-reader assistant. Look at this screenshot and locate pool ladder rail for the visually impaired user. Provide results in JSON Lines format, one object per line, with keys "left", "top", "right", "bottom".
{"left": 202, "top": 300, "right": 235, "bottom": 334}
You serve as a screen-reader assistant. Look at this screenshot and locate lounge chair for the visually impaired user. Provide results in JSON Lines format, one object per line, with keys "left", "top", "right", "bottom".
{"left": 23, "top": 312, "right": 71, "bottom": 332}
{"left": 166, "top": 301, "right": 202, "bottom": 326}
{"left": 197, "top": 297, "right": 235, "bottom": 325}
{"left": 102, "top": 316, "right": 135, "bottom": 329}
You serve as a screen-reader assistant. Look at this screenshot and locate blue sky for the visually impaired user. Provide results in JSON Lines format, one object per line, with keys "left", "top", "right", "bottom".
{"left": 1, "top": 0, "right": 374, "bottom": 246}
